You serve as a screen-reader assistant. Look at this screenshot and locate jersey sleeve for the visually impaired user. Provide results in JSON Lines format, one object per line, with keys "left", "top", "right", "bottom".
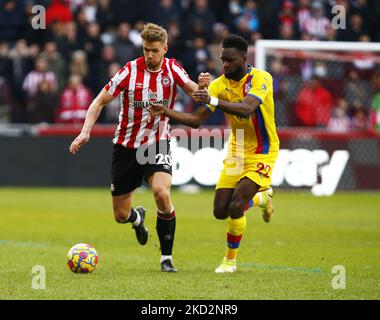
{"left": 247, "top": 71, "right": 272, "bottom": 105}
{"left": 169, "top": 59, "right": 191, "bottom": 88}
{"left": 104, "top": 63, "right": 130, "bottom": 97}
{"left": 201, "top": 80, "right": 219, "bottom": 113}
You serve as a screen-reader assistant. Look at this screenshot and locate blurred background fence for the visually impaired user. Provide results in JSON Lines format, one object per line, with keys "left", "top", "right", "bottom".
{"left": 1, "top": 125, "right": 379, "bottom": 194}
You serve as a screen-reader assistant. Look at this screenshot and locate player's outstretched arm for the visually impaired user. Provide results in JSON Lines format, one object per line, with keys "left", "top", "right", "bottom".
{"left": 181, "top": 72, "right": 212, "bottom": 97}
{"left": 148, "top": 72, "right": 212, "bottom": 128}
{"left": 192, "top": 89, "right": 261, "bottom": 118}
{"left": 69, "top": 89, "right": 114, "bottom": 154}
{"left": 148, "top": 103, "right": 211, "bottom": 129}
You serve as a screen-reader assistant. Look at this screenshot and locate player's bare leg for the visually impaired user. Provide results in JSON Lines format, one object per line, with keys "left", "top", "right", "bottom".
{"left": 213, "top": 188, "right": 234, "bottom": 220}
{"left": 148, "top": 172, "right": 177, "bottom": 272}
{"left": 215, "top": 178, "right": 259, "bottom": 273}
{"left": 112, "top": 192, "right": 148, "bottom": 245}
{"left": 112, "top": 192, "right": 133, "bottom": 222}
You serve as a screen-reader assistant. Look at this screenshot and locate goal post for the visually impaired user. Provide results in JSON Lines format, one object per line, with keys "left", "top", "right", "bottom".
{"left": 252, "top": 40, "right": 380, "bottom": 130}
{"left": 255, "top": 40, "right": 380, "bottom": 70}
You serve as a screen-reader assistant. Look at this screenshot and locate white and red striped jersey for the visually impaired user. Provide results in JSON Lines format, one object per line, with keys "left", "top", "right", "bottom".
{"left": 105, "top": 57, "right": 191, "bottom": 149}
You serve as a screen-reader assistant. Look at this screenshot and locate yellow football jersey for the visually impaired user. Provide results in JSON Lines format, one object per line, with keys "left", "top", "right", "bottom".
{"left": 205, "top": 66, "right": 279, "bottom": 161}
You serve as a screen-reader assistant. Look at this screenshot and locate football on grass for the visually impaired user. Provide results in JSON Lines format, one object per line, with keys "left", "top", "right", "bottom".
{"left": 67, "top": 243, "right": 98, "bottom": 273}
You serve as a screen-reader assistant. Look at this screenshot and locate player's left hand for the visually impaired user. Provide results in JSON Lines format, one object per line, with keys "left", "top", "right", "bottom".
{"left": 192, "top": 89, "right": 210, "bottom": 104}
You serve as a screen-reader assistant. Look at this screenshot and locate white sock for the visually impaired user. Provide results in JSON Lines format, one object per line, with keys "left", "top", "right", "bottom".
{"left": 131, "top": 209, "right": 141, "bottom": 227}
{"left": 157, "top": 205, "right": 175, "bottom": 215}
{"left": 258, "top": 192, "right": 263, "bottom": 205}
{"left": 160, "top": 255, "right": 172, "bottom": 263}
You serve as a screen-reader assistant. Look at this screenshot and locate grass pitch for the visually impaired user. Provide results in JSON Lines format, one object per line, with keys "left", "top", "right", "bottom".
{"left": 0, "top": 188, "right": 379, "bottom": 300}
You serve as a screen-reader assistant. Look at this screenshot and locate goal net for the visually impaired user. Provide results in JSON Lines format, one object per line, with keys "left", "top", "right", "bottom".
{"left": 252, "top": 40, "right": 380, "bottom": 131}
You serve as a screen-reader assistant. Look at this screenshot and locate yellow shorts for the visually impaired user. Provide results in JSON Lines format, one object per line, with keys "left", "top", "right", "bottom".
{"left": 216, "top": 152, "right": 278, "bottom": 190}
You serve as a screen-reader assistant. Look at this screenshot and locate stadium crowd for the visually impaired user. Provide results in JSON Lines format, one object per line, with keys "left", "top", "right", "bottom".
{"left": 0, "top": 0, "right": 380, "bottom": 130}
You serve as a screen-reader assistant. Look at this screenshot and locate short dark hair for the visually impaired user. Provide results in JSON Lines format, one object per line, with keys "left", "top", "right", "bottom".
{"left": 222, "top": 35, "right": 249, "bottom": 53}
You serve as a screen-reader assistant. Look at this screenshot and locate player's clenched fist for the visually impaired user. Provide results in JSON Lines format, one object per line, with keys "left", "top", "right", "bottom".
{"left": 69, "top": 132, "right": 90, "bottom": 154}
{"left": 198, "top": 72, "right": 212, "bottom": 89}
{"left": 192, "top": 88, "right": 211, "bottom": 104}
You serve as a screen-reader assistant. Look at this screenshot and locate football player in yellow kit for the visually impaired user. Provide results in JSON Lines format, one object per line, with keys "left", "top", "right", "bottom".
{"left": 149, "top": 34, "right": 279, "bottom": 273}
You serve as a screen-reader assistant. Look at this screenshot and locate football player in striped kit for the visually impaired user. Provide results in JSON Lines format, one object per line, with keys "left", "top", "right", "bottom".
{"left": 69, "top": 23, "right": 207, "bottom": 272}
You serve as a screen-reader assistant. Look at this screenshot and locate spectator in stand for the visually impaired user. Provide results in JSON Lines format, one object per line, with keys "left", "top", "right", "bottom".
{"left": 304, "top": 1, "right": 331, "bottom": 40}
{"left": 40, "top": 41, "right": 66, "bottom": 91}
{"left": 96, "top": 0, "right": 116, "bottom": 32}
{"left": 327, "top": 99, "right": 351, "bottom": 132}
{"left": 27, "top": 79, "right": 58, "bottom": 124}
{"left": 113, "top": 22, "right": 138, "bottom": 66}
{"left": 82, "top": 0, "right": 98, "bottom": 24}
{"left": 254, "top": 0, "right": 279, "bottom": 40}
{"left": 153, "top": 0, "right": 182, "bottom": 28}
{"left": 84, "top": 22, "right": 104, "bottom": 93}
{"left": 103, "top": 62, "right": 121, "bottom": 124}
{"left": 84, "top": 22, "right": 103, "bottom": 64}
{"left": 111, "top": 0, "right": 140, "bottom": 26}
{"left": 56, "top": 74, "right": 92, "bottom": 124}
{"left": 297, "top": 0, "right": 312, "bottom": 34}
{"left": 279, "top": 1, "right": 296, "bottom": 29}
{"left": 129, "top": 20, "right": 145, "bottom": 49}
{"left": 74, "top": 8, "right": 89, "bottom": 43}
{"left": 0, "top": 72, "right": 12, "bottom": 123}
{"left": 235, "top": 0, "right": 260, "bottom": 39}
{"left": 295, "top": 75, "right": 333, "bottom": 127}
{"left": 270, "top": 57, "right": 289, "bottom": 98}
{"left": 222, "top": 0, "right": 242, "bottom": 33}
{"left": 0, "top": 0, "right": 26, "bottom": 44}
{"left": 337, "top": 14, "right": 368, "bottom": 41}
{"left": 22, "top": 57, "right": 57, "bottom": 99}
{"left": 69, "top": 50, "right": 89, "bottom": 83}
{"left": 58, "top": 21, "right": 84, "bottom": 63}
{"left": 68, "top": 0, "right": 85, "bottom": 11}
{"left": 183, "top": 36, "right": 212, "bottom": 80}
{"left": 7, "top": 39, "right": 33, "bottom": 94}
{"left": 351, "top": 106, "right": 368, "bottom": 130}
{"left": 166, "top": 20, "right": 185, "bottom": 59}
{"left": 185, "top": 0, "right": 216, "bottom": 42}
{"left": 279, "top": 22, "right": 296, "bottom": 40}
{"left": 344, "top": 69, "right": 373, "bottom": 111}
{"left": 46, "top": 0, "right": 73, "bottom": 27}
{"left": 97, "top": 45, "right": 117, "bottom": 111}
{"left": 350, "top": 0, "right": 376, "bottom": 39}
{"left": 213, "top": 22, "right": 231, "bottom": 45}
{"left": 278, "top": 1, "right": 296, "bottom": 40}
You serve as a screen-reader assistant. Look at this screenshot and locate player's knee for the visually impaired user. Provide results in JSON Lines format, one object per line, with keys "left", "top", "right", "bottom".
{"left": 228, "top": 200, "right": 244, "bottom": 218}
{"left": 153, "top": 187, "right": 171, "bottom": 210}
{"left": 213, "top": 206, "right": 228, "bottom": 220}
{"left": 113, "top": 205, "right": 129, "bottom": 223}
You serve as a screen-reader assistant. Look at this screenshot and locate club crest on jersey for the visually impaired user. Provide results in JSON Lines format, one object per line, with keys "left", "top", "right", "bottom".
{"left": 161, "top": 76, "right": 171, "bottom": 87}
{"left": 148, "top": 89, "right": 157, "bottom": 100}
{"left": 244, "top": 82, "right": 252, "bottom": 95}
{"left": 243, "top": 76, "right": 253, "bottom": 95}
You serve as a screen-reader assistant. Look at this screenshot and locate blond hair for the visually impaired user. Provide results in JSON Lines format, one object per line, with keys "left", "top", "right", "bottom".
{"left": 140, "top": 23, "right": 168, "bottom": 44}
